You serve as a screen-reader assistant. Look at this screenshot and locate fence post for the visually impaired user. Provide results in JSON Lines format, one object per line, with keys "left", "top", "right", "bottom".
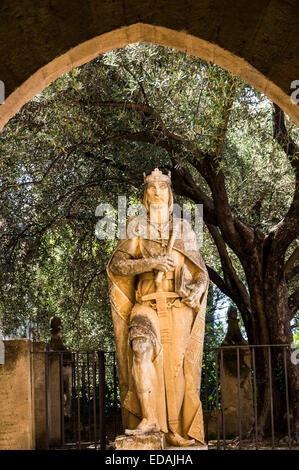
{"left": 45, "top": 345, "right": 50, "bottom": 450}
{"left": 113, "top": 352, "right": 118, "bottom": 438}
{"left": 268, "top": 346, "right": 275, "bottom": 449}
{"left": 220, "top": 348, "right": 226, "bottom": 449}
{"left": 76, "top": 352, "right": 81, "bottom": 448}
{"left": 215, "top": 349, "right": 220, "bottom": 450}
{"left": 236, "top": 347, "right": 242, "bottom": 449}
{"left": 283, "top": 346, "right": 292, "bottom": 449}
{"left": 251, "top": 347, "right": 259, "bottom": 450}
{"left": 98, "top": 350, "right": 106, "bottom": 450}
{"left": 204, "top": 351, "right": 208, "bottom": 445}
{"left": 59, "top": 353, "right": 65, "bottom": 447}
{"left": 92, "top": 352, "right": 97, "bottom": 448}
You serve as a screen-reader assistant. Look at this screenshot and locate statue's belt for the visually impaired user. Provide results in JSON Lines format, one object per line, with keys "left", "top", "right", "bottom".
{"left": 138, "top": 271, "right": 175, "bottom": 281}
{"left": 139, "top": 291, "right": 180, "bottom": 303}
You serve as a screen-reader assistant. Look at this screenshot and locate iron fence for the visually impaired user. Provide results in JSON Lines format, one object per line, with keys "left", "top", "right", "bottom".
{"left": 202, "top": 344, "right": 296, "bottom": 450}
{"left": 32, "top": 344, "right": 297, "bottom": 450}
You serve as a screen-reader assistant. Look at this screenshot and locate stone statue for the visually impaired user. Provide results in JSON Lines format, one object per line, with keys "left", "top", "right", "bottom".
{"left": 106, "top": 168, "right": 209, "bottom": 447}
{"left": 49, "top": 316, "right": 72, "bottom": 418}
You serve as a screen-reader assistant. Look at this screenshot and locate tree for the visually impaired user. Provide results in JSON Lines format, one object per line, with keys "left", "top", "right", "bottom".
{"left": 0, "top": 44, "right": 298, "bottom": 437}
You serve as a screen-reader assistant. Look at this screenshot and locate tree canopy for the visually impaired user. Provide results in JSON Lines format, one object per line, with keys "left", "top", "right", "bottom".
{"left": 0, "top": 43, "right": 297, "bottom": 350}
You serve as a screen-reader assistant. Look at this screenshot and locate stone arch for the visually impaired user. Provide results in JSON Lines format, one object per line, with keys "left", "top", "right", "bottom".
{"left": 0, "top": 22, "right": 298, "bottom": 129}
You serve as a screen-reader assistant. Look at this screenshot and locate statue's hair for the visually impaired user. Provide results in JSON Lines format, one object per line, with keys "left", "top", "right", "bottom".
{"left": 143, "top": 183, "right": 174, "bottom": 215}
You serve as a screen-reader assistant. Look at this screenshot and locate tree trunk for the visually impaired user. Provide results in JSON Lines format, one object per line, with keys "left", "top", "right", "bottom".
{"left": 241, "top": 247, "right": 299, "bottom": 440}
{"left": 171, "top": 159, "right": 298, "bottom": 440}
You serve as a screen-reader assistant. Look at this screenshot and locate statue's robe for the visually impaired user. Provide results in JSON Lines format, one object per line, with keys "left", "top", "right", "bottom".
{"left": 106, "top": 217, "right": 209, "bottom": 444}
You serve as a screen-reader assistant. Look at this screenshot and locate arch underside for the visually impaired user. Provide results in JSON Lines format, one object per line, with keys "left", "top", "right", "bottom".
{"left": 0, "top": 20, "right": 298, "bottom": 128}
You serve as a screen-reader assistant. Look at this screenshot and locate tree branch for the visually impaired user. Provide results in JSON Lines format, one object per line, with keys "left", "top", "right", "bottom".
{"left": 272, "top": 104, "right": 299, "bottom": 171}
{"left": 0, "top": 142, "right": 84, "bottom": 195}
{"left": 74, "top": 268, "right": 106, "bottom": 320}
{"left": 288, "top": 288, "right": 299, "bottom": 320}
{"left": 107, "top": 130, "right": 173, "bottom": 153}
{"left": 206, "top": 265, "right": 234, "bottom": 299}
{"left": 207, "top": 223, "right": 251, "bottom": 315}
{"left": 6, "top": 178, "right": 105, "bottom": 259}
{"left": 270, "top": 104, "right": 299, "bottom": 253}
{"left": 285, "top": 245, "right": 299, "bottom": 274}
{"left": 103, "top": 127, "right": 219, "bottom": 226}
{"left": 215, "top": 99, "right": 233, "bottom": 157}
{"left": 286, "top": 265, "right": 299, "bottom": 282}
{"left": 119, "top": 57, "right": 150, "bottom": 107}
{"left": 206, "top": 264, "right": 251, "bottom": 328}
{"left": 95, "top": 101, "right": 185, "bottom": 143}
{"left": 100, "top": 98, "right": 254, "bottom": 257}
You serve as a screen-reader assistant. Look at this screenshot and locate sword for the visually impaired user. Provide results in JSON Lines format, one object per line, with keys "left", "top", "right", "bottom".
{"left": 155, "top": 228, "right": 177, "bottom": 291}
{"left": 140, "top": 227, "right": 180, "bottom": 432}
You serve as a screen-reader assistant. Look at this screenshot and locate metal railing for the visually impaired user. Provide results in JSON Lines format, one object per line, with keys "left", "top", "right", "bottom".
{"left": 31, "top": 349, "right": 120, "bottom": 450}
{"left": 31, "top": 344, "right": 297, "bottom": 450}
{"left": 202, "top": 344, "right": 295, "bottom": 450}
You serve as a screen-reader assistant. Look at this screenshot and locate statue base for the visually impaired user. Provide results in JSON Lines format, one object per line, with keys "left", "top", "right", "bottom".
{"left": 115, "top": 432, "right": 165, "bottom": 450}
{"left": 166, "top": 444, "right": 208, "bottom": 450}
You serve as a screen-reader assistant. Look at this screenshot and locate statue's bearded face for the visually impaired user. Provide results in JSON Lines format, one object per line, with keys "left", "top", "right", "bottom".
{"left": 146, "top": 181, "right": 169, "bottom": 207}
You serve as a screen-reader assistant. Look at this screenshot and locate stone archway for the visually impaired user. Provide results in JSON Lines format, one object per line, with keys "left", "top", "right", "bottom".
{"left": 0, "top": 0, "right": 299, "bottom": 128}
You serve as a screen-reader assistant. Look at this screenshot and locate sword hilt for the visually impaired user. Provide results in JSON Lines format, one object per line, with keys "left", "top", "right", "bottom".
{"left": 140, "top": 292, "right": 180, "bottom": 302}
{"left": 155, "top": 228, "right": 177, "bottom": 290}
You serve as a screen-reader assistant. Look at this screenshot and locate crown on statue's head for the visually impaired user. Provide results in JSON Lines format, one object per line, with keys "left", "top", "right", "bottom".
{"left": 143, "top": 168, "right": 171, "bottom": 185}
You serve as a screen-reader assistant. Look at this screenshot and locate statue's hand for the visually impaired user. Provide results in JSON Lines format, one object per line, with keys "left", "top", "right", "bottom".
{"left": 182, "top": 282, "right": 205, "bottom": 309}
{"left": 150, "top": 255, "right": 175, "bottom": 272}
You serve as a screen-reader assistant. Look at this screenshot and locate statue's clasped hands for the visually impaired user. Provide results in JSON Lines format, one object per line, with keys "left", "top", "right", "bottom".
{"left": 149, "top": 255, "right": 175, "bottom": 272}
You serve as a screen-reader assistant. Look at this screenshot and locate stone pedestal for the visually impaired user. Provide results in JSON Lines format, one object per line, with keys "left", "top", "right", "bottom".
{"left": 220, "top": 307, "right": 254, "bottom": 437}
{"left": 115, "top": 433, "right": 165, "bottom": 450}
{"left": 166, "top": 444, "right": 208, "bottom": 450}
{"left": 0, "top": 339, "right": 65, "bottom": 450}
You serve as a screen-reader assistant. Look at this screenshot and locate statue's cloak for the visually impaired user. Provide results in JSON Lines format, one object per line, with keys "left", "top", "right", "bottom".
{"left": 106, "top": 218, "right": 209, "bottom": 443}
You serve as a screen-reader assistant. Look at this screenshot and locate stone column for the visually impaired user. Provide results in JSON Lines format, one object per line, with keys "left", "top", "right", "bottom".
{"left": 48, "top": 352, "right": 62, "bottom": 447}
{"left": 0, "top": 339, "right": 35, "bottom": 449}
{"left": 0, "top": 328, "right": 4, "bottom": 365}
{"left": 32, "top": 340, "right": 63, "bottom": 449}
{"left": 32, "top": 341, "right": 48, "bottom": 449}
{"left": 48, "top": 316, "right": 73, "bottom": 446}
{"left": 220, "top": 307, "right": 254, "bottom": 438}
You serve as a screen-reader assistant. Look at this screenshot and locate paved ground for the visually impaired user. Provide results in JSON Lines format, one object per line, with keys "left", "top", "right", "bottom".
{"left": 208, "top": 438, "right": 299, "bottom": 450}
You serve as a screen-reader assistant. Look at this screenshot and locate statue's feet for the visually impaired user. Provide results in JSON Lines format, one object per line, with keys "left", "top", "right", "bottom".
{"left": 165, "top": 431, "right": 195, "bottom": 447}
{"left": 125, "top": 418, "right": 160, "bottom": 435}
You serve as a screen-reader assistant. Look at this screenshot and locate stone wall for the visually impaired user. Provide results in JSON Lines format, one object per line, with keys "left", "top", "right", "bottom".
{"left": 0, "top": 339, "right": 35, "bottom": 450}
{"left": 0, "top": 339, "right": 62, "bottom": 450}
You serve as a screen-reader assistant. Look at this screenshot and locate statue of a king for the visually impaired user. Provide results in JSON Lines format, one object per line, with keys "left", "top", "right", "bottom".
{"left": 106, "top": 168, "right": 209, "bottom": 447}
